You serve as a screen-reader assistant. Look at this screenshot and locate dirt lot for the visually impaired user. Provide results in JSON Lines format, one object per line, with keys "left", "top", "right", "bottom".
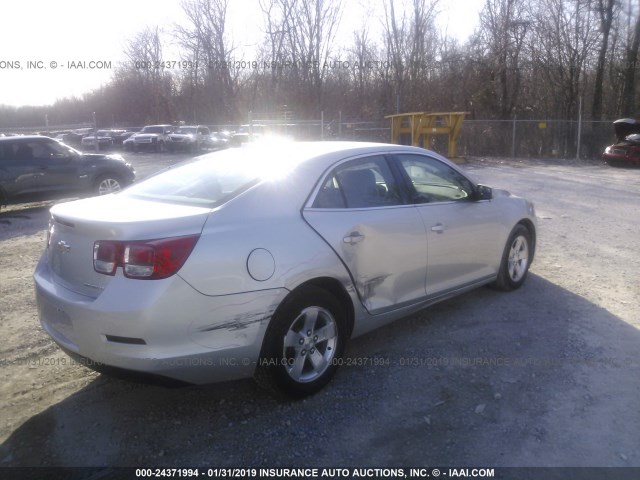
{"left": 0, "top": 152, "right": 639, "bottom": 472}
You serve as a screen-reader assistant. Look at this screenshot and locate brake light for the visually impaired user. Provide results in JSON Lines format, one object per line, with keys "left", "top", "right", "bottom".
{"left": 93, "top": 240, "right": 121, "bottom": 275}
{"left": 93, "top": 235, "right": 199, "bottom": 279}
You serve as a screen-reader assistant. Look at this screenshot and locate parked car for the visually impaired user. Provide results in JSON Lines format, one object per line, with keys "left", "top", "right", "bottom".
{"left": 34, "top": 142, "right": 536, "bottom": 397}
{"left": 112, "top": 131, "right": 137, "bottom": 148}
{"left": 167, "top": 125, "right": 211, "bottom": 153}
{"left": 133, "top": 124, "right": 173, "bottom": 152}
{"left": 603, "top": 135, "right": 640, "bottom": 166}
{"left": 81, "top": 130, "right": 126, "bottom": 151}
{"left": 230, "top": 131, "right": 250, "bottom": 147}
{"left": 0, "top": 135, "right": 135, "bottom": 205}
{"left": 55, "top": 129, "right": 89, "bottom": 148}
{"left": 208, "top": 131, "right": 231, "bottom": 150}
{"left": 122, "top": 133, "right": 137, "bottom": 151}
{"left": 603, "top": 118, "right": 640, "bottom": 166}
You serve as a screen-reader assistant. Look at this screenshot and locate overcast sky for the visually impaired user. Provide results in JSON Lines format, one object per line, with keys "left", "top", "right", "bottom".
{"left": 0, "top": 0, "right": 484, "bottom": 107}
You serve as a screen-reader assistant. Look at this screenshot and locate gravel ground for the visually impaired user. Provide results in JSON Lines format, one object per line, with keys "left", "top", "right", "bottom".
{"left": 0, "top": 152, "right": 639, "bottom": 474}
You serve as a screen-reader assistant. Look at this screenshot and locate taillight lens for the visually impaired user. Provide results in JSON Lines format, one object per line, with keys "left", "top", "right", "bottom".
{"left": 93, "top": 235, "right": 199, "bottom": 280}
{"left": 93, "top": 240, "right": 121, "bottom": 275}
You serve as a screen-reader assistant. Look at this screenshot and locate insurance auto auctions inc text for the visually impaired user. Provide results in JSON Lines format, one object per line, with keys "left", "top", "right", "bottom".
{"left": 249, "top": 468, "right": 494, "bottom": 478}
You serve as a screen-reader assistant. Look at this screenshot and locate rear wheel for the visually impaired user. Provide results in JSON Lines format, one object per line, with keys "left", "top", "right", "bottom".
{"left": 95, "top": 175, "right": 123, "bottom": 195}
{"left": 255, "top": 285, "right": 347, "bottom": 398}
{"left": 493, "top": 224, "right": 532, "bottom": 291}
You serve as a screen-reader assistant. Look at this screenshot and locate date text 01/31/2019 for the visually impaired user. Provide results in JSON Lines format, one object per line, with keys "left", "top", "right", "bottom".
{"left": 134, "top": 467, "right": 496, "bottom": 478}
{"left": 132, "top": 60, "right": 393, "bottom": 71}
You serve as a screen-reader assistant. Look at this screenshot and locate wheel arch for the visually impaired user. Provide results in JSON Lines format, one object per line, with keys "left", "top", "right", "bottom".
{"left": 260, "top": 276, "right": 355, "bottom": 357}
{"left": 297, "top": 277, "right": 355, "bottom": 337}
{"left": 255, "top": 277, "right": 353, "bottom": 396}
{"left": 516, "top": 218, "right": 536, "bottom": 263}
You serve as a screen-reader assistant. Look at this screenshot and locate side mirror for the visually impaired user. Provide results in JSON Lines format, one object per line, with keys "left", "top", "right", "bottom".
{"left": 475, "top": 184, "right": 492, "bottom": 201}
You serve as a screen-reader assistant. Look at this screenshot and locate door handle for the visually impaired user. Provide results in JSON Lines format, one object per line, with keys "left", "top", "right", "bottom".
{"left": 343, "top": 232, "right": 365, "bottom": 244}
{"left": 431, "top": 223, "right": 445, "bottom": 233}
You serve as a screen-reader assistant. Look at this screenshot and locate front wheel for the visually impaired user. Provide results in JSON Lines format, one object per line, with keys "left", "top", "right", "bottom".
{"left": 493, "top": 224, "right": 532, "bottom": 291}
{"left": 95, "top": 175, "right": 123, "bottom": 195}
{"left": 255, "top": 285, "right": 347, "bottom": 398}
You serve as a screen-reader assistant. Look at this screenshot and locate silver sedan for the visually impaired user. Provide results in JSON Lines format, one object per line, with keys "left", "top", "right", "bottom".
{"left": 34, "top": 142, "right": 536, "bottom": 397}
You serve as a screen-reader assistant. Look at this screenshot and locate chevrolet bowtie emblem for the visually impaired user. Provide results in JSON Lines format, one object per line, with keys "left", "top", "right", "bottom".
{"left": 55, "top": 240, "right": 71, "bottom": 254}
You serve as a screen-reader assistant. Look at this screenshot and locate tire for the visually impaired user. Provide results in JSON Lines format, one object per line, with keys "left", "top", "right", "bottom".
{"left": 95, "top": 175, "right": 123, "bottom": 196}
{"left": 493, "top": 224, "right": 532, "bottom": 291}
{"left": 255, "top": 285, "right": 347, "bottom": 398}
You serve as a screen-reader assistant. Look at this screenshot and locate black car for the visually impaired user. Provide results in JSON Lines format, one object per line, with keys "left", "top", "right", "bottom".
{"left": 0, "top": 136, "right": 136, "bottom": 206}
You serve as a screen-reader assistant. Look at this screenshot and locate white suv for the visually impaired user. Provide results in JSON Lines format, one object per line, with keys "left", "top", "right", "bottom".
{"left": 133, "top": 125, "right": 173, "bottom": 152}
{"left": 167, "top": 125, "right": 211, "bottom": 153}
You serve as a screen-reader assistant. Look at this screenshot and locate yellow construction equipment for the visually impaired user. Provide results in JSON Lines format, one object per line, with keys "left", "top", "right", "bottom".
{"left": 385, "top": 111, "right": 468, "bottom": 158}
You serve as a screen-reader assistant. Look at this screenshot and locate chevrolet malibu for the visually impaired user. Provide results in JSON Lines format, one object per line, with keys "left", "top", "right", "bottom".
{"left": 34, "top": 142, "right": 536, "bottom": 397}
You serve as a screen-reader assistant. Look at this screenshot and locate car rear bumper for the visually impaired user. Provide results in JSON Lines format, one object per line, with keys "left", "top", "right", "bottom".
{"left": 34, "top": 256, "right": 288, "bottom": 384}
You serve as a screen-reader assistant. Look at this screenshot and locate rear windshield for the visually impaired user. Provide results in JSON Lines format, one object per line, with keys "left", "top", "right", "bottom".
{"left": 141, "top": 126, "right": 166, "bottom": 134}
{"left": 174, "top": 127, "right": 197, "bottom": 134}
{"left": 124, "top": 155, "right": 260, "bottom": 207}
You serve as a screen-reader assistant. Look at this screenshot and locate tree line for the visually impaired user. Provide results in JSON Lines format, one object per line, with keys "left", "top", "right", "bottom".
{"left": 2, "top": 0, "right": 639, "bottom": 156}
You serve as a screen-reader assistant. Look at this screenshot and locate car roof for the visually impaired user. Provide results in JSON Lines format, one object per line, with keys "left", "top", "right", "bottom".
{"left": 0, "top": 135, "right": 51, "bottom": 143}
{"left": 197, "top": 140, "right": 443, "bottom": 177}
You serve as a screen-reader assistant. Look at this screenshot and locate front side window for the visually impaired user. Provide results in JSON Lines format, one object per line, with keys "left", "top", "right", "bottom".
{"left": 396, "top": 154, "right": 474, "bottom": 204}
{"left": 313, "top": 156, "right": 401, "bottom": 208}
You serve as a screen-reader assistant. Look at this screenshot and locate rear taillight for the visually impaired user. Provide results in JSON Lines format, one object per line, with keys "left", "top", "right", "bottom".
{"left": 93, "top": 235, "right": 199, "bottom": 280}
{"left": 93, "top": 240, "right": 121, "bottom": 275}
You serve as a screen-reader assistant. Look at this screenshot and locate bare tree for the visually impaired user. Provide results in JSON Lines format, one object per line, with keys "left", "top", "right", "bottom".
{"left": 476, "top": 0, "right": 530, "bottom": 118}
{"left": 120, "top": 27, "right": 175, "bottom": 123}
{"left": 259, "top": 0, "right": 298, "bottom": 95}
{"left": 176, "top": 0, "right": 238, "bottom": 122}
{"left": 382, "top": 0, "right": 440, "bottom": 113}
{"left": 621, "top": 1, "right": 640, "bottom": 116}
{"left": 591, "top": 0, "right": 618, "bottom": 122}
{"left": 530, "top": 0, "right": 600, "bottom": 154}
{"left": 287, "top": 0, "right": 343, "bottom": 113}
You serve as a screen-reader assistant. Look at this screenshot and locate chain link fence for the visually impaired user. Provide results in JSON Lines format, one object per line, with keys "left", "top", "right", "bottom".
{"left": 1, "top": 117, "right": 618, "bottom": 159}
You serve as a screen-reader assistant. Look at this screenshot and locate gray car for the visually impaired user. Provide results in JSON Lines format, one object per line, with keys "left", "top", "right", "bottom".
{"left": 34, "top": 142, "right": 536, "bottom": 397}
{"left": 0, "top": 136, "right": 135, "bottom": 206}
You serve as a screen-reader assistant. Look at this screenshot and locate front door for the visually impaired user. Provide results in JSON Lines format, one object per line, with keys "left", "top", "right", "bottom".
{"left": 393, "top": 153, "right": 501, "bottom": 296}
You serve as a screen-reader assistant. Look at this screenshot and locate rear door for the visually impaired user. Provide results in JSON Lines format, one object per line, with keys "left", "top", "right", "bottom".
{"left": 303, "top": 154, "right": 428, "bottom": 314}
{"left": 0, "top": 141, "right": 40, "bottom": 197}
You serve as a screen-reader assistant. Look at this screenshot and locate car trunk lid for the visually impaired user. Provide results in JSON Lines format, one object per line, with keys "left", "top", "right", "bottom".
{"left": 46, "top": 194, "right": 210, "bottom": 298}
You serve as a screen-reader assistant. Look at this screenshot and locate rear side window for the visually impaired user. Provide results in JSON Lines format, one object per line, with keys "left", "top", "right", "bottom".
{"left": 313, "top": 156, "right": 402, "bottom": 208}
